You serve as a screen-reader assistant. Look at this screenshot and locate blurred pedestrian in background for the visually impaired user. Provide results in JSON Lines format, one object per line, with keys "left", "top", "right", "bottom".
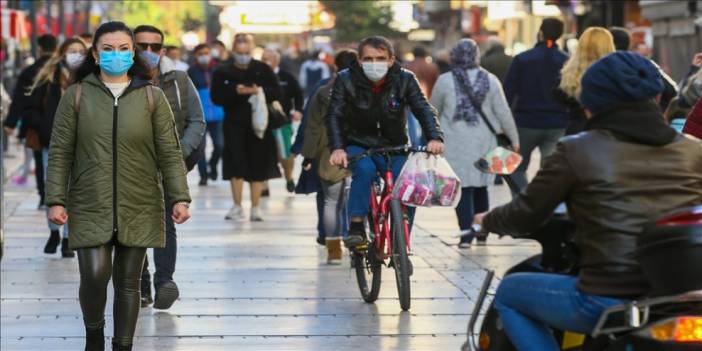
{"left": 262, "top": 48, "right": 304, "bottom": 194}
{"left": 165, "top": 45, "right": 189, "bottom": 71}
{"left": 480, "top": 36, "right": 513, "bottom": 84}
{"left": 434, "top": 49, "right": 451, "bottom": 74}
{"left": 431, "top": 38, "right": 518, "bottom": 248}
{"left": 301, "top": 49, "right": 357, "bottom": 264}
{"left": 3, "top": 34, "right": 57, "bottom": 208}
{"left": 212, "top": 33, "right": 282, "bottom": 222}
{"left": 189, "top": 43, "right": 225, "bottom": 186}
{"left": 211, "top": 40, "right": 232, "bottom": 66}
{"left": 78, "top": 32, "right": 93, "bottom": 47}
{"left": 25, "top": 37, "right": 88, "bottom": 258}
{"left": 46, "top": 21, "right": 191, "bottom": 351}
{"left": 299, "top": 50, "right": 330, "bottom": 97}
{"left": 554, "top": 27, "right": 615, "bottom": 135}
{"left": 134, "top": 24, "right": 205, "bottom": 310}
{"left": 503, "top": 18, "right": 568, "bottom": 190}
{"left": 404, "top": 46, "right": 440, "bottom": 147}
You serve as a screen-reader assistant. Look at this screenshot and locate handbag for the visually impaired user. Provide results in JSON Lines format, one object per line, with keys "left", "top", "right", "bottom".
{"left": 267, "top": 100, "right": 289, "bottom": 130}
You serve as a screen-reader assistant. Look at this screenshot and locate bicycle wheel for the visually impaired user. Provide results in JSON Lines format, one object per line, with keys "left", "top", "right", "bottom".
{"left": 390, "top": 199, "right": 411, "bottom": 311}
{"left": 353, "top": 216, "right": 382, "bottom": 303}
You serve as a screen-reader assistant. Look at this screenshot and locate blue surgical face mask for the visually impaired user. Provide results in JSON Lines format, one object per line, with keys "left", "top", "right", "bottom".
{"left": 99, "top": 50, "right": 134, "bottom": 76}
{"left": 139, "top": 50, "right": 161, "bottom": 70}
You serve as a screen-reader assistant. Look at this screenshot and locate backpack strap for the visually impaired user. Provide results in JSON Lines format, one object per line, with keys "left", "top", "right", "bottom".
{"left": 145, "top": 85, "right": 155, "bottom": 114}
{"left": 74, "top": 83, "right": 82, "bottom": 114}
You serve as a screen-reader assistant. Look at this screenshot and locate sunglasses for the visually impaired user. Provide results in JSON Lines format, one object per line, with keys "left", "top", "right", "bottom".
{"left": 136, "top": 42, "right": 163, "bottom": 52}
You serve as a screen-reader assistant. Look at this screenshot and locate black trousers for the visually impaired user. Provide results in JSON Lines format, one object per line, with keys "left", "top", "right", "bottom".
{"left": 77, "top": 243, "right": 146, "bottom": 346}
{"left": 141, "top": 194, "right": 176, "bottom": 290}
{"left": 33, "top": 150, "right": 44, "bottom": 203}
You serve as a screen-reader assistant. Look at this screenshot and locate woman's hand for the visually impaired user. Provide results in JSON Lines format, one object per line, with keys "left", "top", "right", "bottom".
{"left": 48, "top": 206, "right": 68, "bottom": 225}
{"left": 172, "top": 202, "right": 191, "bottom": 224}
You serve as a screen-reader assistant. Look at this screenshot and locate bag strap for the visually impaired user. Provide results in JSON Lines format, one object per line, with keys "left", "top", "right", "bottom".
{"left": 74, "top": 83, "right": 82, "bottom": 114}
{"left": 145, "top": 85, "right": 155, "bottom": 114}
{"left": 461, "top": 75, "right": 512, "bottom": 147}
{"left": 461, "top": 76, "right": 499, "bottom": 135}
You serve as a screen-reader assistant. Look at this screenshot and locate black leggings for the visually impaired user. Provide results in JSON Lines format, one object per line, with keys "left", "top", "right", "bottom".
{"left": 77, "top": 243, "right": 146, "bottom": 346}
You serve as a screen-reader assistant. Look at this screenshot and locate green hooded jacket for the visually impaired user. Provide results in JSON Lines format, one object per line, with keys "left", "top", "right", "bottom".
{"left": 46, "top": 73, "right": 191, "bottom": 249}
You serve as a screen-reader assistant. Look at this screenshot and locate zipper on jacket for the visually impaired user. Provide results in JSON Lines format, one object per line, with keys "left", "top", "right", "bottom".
{"left": 112, "top": 96, "right": 118, "bottom": 236}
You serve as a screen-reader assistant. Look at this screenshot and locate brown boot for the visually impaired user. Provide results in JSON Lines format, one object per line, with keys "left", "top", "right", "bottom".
{"left": 326, "top": 238, "right": 343, "bottom": 265}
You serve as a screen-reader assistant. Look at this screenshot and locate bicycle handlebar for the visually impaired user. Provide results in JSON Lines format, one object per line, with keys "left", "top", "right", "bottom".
{"left": 347, "top": 145, "right": 428, "bottom": 163}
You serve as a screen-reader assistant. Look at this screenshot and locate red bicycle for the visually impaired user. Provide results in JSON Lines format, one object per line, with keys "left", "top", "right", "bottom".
{"left": 349, "top": 145, "right": 427, "bottom": 311}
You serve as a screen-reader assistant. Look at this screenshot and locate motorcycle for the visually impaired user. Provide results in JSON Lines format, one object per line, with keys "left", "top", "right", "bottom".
{"left": 462, "top": 151, "right": 702, "bottom": 351}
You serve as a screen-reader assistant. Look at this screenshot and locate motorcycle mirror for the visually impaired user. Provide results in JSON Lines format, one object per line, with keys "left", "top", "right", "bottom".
{"left": 473, "top": 147, "right": 523, "bottom": 175}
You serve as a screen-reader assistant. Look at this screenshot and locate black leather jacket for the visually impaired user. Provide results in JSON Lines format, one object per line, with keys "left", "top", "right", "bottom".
{"left": 484, "top": 103, "right": 702, "bottom": 298}
{"left": 326, "top": 62, "right": 442, "bottom": 150}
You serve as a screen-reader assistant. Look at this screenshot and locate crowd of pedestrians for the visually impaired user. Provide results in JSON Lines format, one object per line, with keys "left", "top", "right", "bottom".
{"left": 4, "top": 15, "right": 702, "bottom": 351}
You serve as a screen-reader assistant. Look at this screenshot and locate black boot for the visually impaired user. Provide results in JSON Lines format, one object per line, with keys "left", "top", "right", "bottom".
{"left": 141, "top": 281, "right": 153, "bottom": 307}
{"left": 111, "top": 342, "right": 132, "bottom": 351}
{"left": 85, "top": 326, "right": 105, "bottom": 351}
{"left": 61, "top": 238, "right": 75, "bottom": 258}
{"left": 44, "top": 230, "right": 60, "bottom": 254}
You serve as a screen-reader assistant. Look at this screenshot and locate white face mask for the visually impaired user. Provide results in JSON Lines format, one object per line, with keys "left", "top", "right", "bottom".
{"left": 234, "top": 53, "right": 252, "bottom": 65}
{"left": 211, "top": 48, "right": 221, "bottom": 59}
{"left": 362, "top": 61, "right": 389, "bottom": 82}
{"left": 197, "top": 55, "right": 211, "bottom": 65}
{"left": 65, "top": 52, "right": 85, "bottom": 69}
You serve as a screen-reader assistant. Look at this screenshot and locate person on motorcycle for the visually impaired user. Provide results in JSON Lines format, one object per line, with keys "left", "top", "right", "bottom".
{"left": 327, "top": 36, "right": 444, "bottom": 248}
{"left": 474, "top": 51, "right": 702, "bottom": 350}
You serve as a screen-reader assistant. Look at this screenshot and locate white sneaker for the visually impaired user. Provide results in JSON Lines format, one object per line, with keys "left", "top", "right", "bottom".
{"left": 250, "top": 207, "right": 264, "bottom": 222}
{"left": 225, "top": 206, "right": 246, "bottom": 220}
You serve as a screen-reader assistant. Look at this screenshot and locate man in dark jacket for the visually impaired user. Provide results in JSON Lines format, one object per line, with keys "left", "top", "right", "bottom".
{"left": 3, "top": 34, "right": 57, "bottom": 209}
{"left": 262, "top": 48, "right": 304, "bottom": 193}
{"left": 503, "top": 18, "right": 568, "bottom": 190}
{"left": 480, "top": 36, "right": 513, "bottom": 84}
{"left": 327, "top": 36, "right": 444, "bottom": 247}
{"left": 475, "top": 52, "right": 702, "bottom": 350}
{"left": 134, "top": 25, "right": 206, "bottom": 310}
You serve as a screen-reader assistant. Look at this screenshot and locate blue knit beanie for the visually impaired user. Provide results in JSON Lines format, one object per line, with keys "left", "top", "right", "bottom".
{"left": 580, "top": 52, "right": 664, "bottom": 114}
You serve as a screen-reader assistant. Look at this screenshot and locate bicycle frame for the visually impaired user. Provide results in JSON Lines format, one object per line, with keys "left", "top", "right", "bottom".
{"left": 368, "top": 155, "right": 411, "bottom": 260}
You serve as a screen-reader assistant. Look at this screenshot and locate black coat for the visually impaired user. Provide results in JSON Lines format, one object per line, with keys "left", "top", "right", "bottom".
{"left": 4, "top": 55, "right": 51, "bottom": 138}
{"left": 326, "top": 62, "right": 443, "bottom": 150}
{"left": 481, "top": 47, "right": 513, "bottom": 84}
{"left": 25, "top": 66, "right": 64, "bottom": 147}
{"left": 276, "top": 68, "right": 304, "bottom": 116}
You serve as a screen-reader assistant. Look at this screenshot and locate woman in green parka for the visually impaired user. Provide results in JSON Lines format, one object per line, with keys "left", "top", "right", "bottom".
{"left": 46, "top": 22, "right": 191, "bottom": 351}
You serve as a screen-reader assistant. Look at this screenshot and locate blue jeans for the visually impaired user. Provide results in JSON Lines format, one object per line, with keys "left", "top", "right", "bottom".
{"left": 494, "top": 273, "right": 628, "bottom": 351}
{"left": 406, "top": 110, "right": 426, "bottom": 147}
{"left": 347, "top": 145, "right": 408, "bottom": 218}
{"left": 197, "top": 121, "right": 224, "bottom": 180}
{"left": 43, "top": 148, "right": 68, "bottom": 237}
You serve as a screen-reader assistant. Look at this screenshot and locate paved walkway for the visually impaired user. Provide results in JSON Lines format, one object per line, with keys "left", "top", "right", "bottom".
{"left": 1, "top": 157, "right": 539, "bottom": 350}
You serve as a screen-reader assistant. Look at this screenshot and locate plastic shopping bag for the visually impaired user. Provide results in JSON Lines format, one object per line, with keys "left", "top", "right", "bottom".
{"left": 393, "top": 153, "right": 462, "bottom": 207}
{"left": 248, "top": 87, "right": 268, "bottom": 139}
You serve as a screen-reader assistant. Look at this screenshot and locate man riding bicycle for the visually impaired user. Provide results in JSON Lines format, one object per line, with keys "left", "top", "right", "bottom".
{"left": 326, "top": 36, "right": 444, "bottom": 248}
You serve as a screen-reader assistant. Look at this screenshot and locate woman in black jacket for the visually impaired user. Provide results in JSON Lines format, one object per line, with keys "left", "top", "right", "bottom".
{"left": 211, "top": 33, "right": 282, "bottom": 222}
{"left": 26, "top": 37, "right": 87, "bottom": 257}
